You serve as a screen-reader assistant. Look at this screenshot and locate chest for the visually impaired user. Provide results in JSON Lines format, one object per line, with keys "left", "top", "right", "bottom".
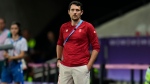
{"left": 7, "top": 39, "right": 23, "bottom": 56}
{"left": 9, "top": 40, "right": 22, "bottom": 50}
{"left": 0, "top": 31, "right": 8, "bottom": 44}
{"left": 63, "top": 25, "right": 88, "bottom": 41}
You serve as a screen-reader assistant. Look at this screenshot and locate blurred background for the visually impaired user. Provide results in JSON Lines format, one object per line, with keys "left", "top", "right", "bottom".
{"left": 1, "top": 0, "right": 150, "bottom": 84}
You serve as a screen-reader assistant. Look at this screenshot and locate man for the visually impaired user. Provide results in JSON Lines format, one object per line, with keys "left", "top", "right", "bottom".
{"left": 0, "top": 18, "right": 10, "bottom": 79}
{"left": 56, "top": 1, "right": 100, "bottom": 84}
{"left": 45, "top": 31, "right": 56, "bottom": 61}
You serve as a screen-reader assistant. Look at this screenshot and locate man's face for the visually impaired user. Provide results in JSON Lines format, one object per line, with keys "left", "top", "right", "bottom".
{"left": 22, "top": 30, "right": 29, "bottom": 39}
{"left": 68, "top": 4, "right": 83, "bottom": 21}
{"left": 47, "top": 31, "right": 54, "bottom": 41}
{"left": 0, "top": 19, "right": 5, "bottom": 30}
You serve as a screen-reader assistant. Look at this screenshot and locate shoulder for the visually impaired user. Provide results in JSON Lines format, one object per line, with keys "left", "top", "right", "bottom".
{"left": 4, "top": 28, "right": 10, "bottom": 33}
{"left": 61, "top": 21, "right": 71, "bottom": 28}
{"left": 1, "top": 28, "right": 10, "bottom": 34}
{"left": 20, "top": 37, "right": 27, "bottom": 43}
{"left": 82, "top": 21, "right": 94, "bottom": 30}
{"left": 5, "top": 28, "right": 10, "bottom": 31}
{"left": 4, "top": 38, "right": 11, "bottom": 43}
{"left": 83, "top": 21, "right": 94, "bottom": 27}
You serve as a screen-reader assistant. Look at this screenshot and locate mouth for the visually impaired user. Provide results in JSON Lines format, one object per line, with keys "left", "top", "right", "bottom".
{"left": 73, "top": 15, "right": 77, "bottom": 18}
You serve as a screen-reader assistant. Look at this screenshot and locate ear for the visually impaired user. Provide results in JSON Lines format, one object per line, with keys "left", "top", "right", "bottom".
{"left": 68, "top": 10, "right": 70, "bottom": 15}
{"left": 81, "top": 10, "right": 83, "bottom": 15}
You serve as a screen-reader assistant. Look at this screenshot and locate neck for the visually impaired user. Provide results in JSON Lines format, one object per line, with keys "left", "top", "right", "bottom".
{"left": 12, "top": 35, "right": 19, "bottom": 41}
{"left": 71, "top": 19, "right": 81, "bottom": 26}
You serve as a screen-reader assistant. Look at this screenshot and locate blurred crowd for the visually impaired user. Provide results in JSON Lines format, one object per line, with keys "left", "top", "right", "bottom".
{"left": 22, "top": 29, "right": 56, "bottom": 63}
{"left": 0, "top": 17, "right": 57, "bottom": 82}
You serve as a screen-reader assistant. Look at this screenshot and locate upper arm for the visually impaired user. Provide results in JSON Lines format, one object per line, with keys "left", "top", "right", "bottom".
{"left": 19, "top": 39, "right": 28, "bottom": 57}
{"left": 20, "top": 39, "right": 28, "bottom": 52}
{"left": 57, "top": 25, "right": 64, "bottom": 46}
{"left": 87, "top": 23, "right": 100, "bottom": 52}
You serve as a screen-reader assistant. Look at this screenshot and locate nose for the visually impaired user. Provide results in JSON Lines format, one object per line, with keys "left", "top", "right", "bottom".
{"left": 73, "top": 10, "right": 77, "bottom": 13}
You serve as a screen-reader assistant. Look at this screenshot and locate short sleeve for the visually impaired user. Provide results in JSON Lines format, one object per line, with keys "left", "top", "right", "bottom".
{"left": 4, "top": 38, "right": 11, "bottom": 45}
{"left": 20, "top": 38, "right": 28, "bottom": 51}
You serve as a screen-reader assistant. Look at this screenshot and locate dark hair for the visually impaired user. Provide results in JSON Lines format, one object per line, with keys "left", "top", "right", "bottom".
{"left": 0, "top": 17, "right": 6, "bottom": 23}
{"left": 10, "top": 21, "right": 22, "bottom": 37}
{"left": 68, "top": 1, "right": 83, "bottom": 10}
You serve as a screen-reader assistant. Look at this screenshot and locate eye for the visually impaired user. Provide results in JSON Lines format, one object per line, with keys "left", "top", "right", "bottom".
{"left": 71, "top": 9, "right": 74, "bottom": 11}
{"left": 76, "top": 9, "right": 80, "bottom": 12}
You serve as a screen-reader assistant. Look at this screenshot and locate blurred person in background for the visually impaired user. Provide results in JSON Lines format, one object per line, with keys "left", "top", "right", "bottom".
{"left": 0, "top": 17, "right": 10, "bottom": 80}
{"left": 43, "top": 31, "right": 57, "bottom": 82}
{"left": 22, "top": 29, "right": 36, "bottom": 63}
{"left": 22, "top": 29, "right": 36, "bottom": 81}
{"left": 56, "top": 1, "right": 100, "bottom": 84}
{"left": 43, "top": 31, "right": 56, "bottom": 61}
{"left": 1, "top": 21, "right": 27, "bottom": 84}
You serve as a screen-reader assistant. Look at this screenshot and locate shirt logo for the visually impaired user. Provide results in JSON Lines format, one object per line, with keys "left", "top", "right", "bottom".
{"left": 66, "top": 29, "right": 68, "bottom": 32}
{"left": 79, "top": 29, "right": 82, "bottom": 32}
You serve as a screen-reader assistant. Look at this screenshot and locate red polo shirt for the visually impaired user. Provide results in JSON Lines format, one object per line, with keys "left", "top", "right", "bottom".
{"left": 57, "top": 21, "right": 100, "bottom": 67}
